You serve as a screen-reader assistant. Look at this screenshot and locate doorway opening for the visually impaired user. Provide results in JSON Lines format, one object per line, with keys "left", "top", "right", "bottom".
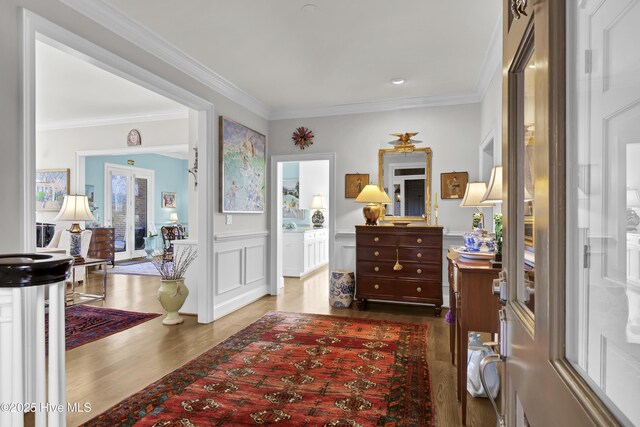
{"left": 270, "top": 154, "right": 336, "bottom": 295}
{"left": 24, "top": 10, "right": 215, "bottom": 323}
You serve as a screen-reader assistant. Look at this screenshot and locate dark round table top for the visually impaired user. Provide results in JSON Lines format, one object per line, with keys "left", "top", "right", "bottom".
{"left": 0, "top": 253, "right": 73, "bottom": 287}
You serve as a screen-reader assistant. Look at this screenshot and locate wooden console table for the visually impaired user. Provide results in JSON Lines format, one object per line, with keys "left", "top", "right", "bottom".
{"left": 447, "top": 250, "right": 501, "bottom": 425}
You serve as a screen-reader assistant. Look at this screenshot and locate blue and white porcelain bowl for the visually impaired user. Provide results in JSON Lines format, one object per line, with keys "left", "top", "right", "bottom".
{"left": 463, "top": 228, "right": 497, "bottom": 253}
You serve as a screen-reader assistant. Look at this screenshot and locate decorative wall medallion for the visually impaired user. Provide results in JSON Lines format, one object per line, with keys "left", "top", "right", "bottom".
{"left": 292, "top": 126, "right": 314, "bottom": 150}
{"left": 127, "top": 129, "right": 142, "bottom": 146}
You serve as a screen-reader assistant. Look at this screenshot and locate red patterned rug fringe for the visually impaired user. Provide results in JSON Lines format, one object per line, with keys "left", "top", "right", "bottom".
{"left": 83, "top": 311, "right": 435, "bottom": 426}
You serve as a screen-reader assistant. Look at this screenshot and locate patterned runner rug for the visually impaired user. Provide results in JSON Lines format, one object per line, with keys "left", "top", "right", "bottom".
{"left": 46, "top": 305, "right": 160, "bottom": 352}
{"left": 82, "top": 311, "right": 435, "bottom": 426}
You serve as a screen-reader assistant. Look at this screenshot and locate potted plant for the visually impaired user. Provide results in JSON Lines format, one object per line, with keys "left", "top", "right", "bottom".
{"left": 151, "top": 246, "right": 197, "bottom": 325}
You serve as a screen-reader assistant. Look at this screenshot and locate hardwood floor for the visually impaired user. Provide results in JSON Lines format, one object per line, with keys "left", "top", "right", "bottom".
{"left": 60, "top": 266, "right": 496, "bottom": 426}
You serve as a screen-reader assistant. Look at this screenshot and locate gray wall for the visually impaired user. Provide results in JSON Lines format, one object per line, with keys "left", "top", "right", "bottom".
{"left": 268, "top": 103, "right": 482, "bottom": 234}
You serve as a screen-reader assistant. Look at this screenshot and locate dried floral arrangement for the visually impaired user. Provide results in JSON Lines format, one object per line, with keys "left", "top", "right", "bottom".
{"left": 151, "top": 246, "right": 197, "bottom": 280}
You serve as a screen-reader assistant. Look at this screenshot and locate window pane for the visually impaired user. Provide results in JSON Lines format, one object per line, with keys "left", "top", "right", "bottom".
{"left": 566, "top": 0, "right": 640, "bottom": 424}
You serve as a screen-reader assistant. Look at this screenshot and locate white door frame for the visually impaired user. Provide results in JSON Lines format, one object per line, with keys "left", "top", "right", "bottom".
{"left": 21, "top": 9, "right": 215, "bottom": 334}
{"left": 104, "top": 163, "right": 155, "bottom": 260}
{"left": 269, "top": 153, "right": 336, "bottom": 295}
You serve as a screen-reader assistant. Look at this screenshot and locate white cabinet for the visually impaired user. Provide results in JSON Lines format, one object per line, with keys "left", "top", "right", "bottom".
{"left": 283, "top": 228, "right": 328, "bottom": 277}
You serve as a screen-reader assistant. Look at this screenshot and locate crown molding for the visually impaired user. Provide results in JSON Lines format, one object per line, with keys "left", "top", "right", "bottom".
{"left": 474, "top": 14, "right": 503, "bottom": 100}
{"left": 36, "top": 109, "right": 188, "bottom": 131}
{"left": 60, "top": 0, "right": 271, "bottom": 119}
{"left": 269, "top": 92, "right": 482, "bottom": 120}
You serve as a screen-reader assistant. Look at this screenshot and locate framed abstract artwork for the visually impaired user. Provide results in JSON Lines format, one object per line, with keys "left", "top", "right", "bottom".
{"left": 35, "top": 169, "right": 70, "bottom": 211}
{"left": 345, "top": 173, "right": 369, "bottom": 198}
{"left": 219, "top": 116, "right": 266, "bottom": 213}
{"left": 440, "top": 171, "right": 468, "bottom": 200}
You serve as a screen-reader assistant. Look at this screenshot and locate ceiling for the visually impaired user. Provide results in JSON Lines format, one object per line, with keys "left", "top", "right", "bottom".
{"left": 36, "top": 41, "right": 188, "bottom": 130}
{"left": 39, "top": 0, "right": 501, "bottom": 125}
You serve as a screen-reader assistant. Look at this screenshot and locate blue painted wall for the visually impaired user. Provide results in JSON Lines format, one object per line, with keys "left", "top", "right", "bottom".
{"left": 85, "top": 154, "right": 189, "bottom": 230}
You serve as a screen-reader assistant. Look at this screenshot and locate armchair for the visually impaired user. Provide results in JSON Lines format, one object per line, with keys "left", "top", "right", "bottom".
{"left": 161, "top": 225, "right": 184, "bottom": 262}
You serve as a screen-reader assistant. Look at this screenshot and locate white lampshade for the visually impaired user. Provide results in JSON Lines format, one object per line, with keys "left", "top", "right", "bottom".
{"left": 628, "top": 189, "right": 640, "bottom": 207}
{"left": 53, "top": 195, "right": 96, "bottom": 222}
{"left": 355, "top": 185, "right": 392, "bottom": 204}
{"left": 460, "top": 182, "right": 495, "bottom": 207}
{"left": 481, "top": 166, "right": 503, "bottom": 203}
{"left": 170, "top": 212, "right": 179, "bottom": 223}
{"left": 310, "top": 194, "right": 325, "bottom": 210}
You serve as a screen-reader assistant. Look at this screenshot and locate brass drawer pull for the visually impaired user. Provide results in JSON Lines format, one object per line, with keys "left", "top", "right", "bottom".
{"left": 417, "top": 269, "right": 422, "bottom": 274}
{"left": 374, "top": 237, "right": 379, "bottom": 242}
{"left": 374, "top": 284, "right": 380, "bottom": 289}
{"left": 417, "top": 253, "right": 422, "bottom": 258}
{"left": 417, "top": 287, "right": 422, "bottom": 292}
{"left": 417, "top": 238, "right": 422, "bottom": 243}
{"left": 374, "top": 251, "right": 380, "bottom": 257}
{"left": 374, "top": 266, "right": 379, "bottom": 272}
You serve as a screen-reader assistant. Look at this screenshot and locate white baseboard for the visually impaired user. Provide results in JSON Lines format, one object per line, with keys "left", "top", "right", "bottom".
{"left": 213, "top": 285, "right": 269, "bottom": 320}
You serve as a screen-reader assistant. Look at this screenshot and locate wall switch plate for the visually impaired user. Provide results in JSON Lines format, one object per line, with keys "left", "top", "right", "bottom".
{"left": 226, "top": 215, "right": 232, "bottom": 225}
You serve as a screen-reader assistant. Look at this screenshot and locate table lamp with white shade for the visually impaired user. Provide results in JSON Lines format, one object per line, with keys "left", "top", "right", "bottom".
{"left": 310, "top": 194, "right": 326, "bottom": 228}
{"left": 460, "top": 182, "right": 495, "bottom": 229}
{"left": 355, "top": 184, "right": 392, "bottom": 225}
{"left": 170, "top": 212, "right": 179, "bottom": 225}
{"left": 53, "top": 194, "right": 96, "bottom": 263}
{"left": 481, "top": 166, "right": 502, "bottom": 204}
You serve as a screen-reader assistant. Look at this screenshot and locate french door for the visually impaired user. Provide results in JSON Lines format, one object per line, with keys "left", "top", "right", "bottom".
{"left": 500, "top": 0, "right": 629, "bottom": 425}
{"left": 104, "top": 164, "right": 154, "bottom": 261}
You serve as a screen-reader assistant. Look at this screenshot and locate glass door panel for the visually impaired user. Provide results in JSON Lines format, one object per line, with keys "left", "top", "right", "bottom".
{"left": 134, "top": 176, "right": 149, "bottom": 251}
{"left": 567, "top": 0, "right": 640, "bottom": 424}
{"left": 111, "top": 173, "right": 129, "bottom": 255}
{"left": 510, "top": 31, "right": 536, "bottom": 318}
{"left": 105, "top": 165, "right": 154, "bottom": 261}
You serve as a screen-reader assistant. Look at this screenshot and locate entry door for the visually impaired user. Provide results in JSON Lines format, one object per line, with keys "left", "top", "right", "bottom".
{"left": 501, "top": 0, "right": 624, "bottom": 425}
{"left": 105, "top": 164, "right": 154, "bottom": 261}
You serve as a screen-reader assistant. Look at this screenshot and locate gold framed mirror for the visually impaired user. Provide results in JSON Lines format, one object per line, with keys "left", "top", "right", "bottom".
{"left": 378, "top": 146, "right": 432, "bottom": 223}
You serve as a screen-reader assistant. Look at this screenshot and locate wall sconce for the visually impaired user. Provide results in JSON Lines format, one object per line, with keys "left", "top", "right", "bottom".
{"left": 188, "top": 147, "right": 198, "bottom": 189}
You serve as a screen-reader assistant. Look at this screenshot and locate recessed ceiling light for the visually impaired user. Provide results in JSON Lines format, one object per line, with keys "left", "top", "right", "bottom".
{"left": 302, "top": 4, "right": 318, "bottom": 13}
{"left": 391, "top": 78, "right": 406, "bottom": 85}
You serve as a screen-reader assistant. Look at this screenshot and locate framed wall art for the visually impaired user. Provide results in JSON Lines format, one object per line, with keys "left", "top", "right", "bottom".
{"left": 162, "top": 192, "right": 176, "bottom": 208}
{"left": 440, "top": 171, "right": 468, "bottom": 200}
{"left": 345, "top": 173, "right": 369, "bottom": 199}
{"left": 35, "top": 169, "right": 70, "bottom": 211}
{"left": 220, "top": 116, "right": 266, "bottom": 213}
{"left": 282, "top": 179, "right": 303, "bottom": 219}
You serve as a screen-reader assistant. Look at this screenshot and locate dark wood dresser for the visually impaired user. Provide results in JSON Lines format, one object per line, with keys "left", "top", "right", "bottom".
{"left": 355, "top": 225, "right": 444, "bottom": 315}
{"left": 87, "top": 227, "right": 115, "bottom": 266}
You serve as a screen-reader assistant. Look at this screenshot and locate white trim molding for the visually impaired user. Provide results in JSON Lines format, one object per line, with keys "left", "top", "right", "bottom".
{"left": 269, "top": 93, "right": 481, "bottom": 120}
{"left": 37, "top": 109, "right": 188, "bottom": 131}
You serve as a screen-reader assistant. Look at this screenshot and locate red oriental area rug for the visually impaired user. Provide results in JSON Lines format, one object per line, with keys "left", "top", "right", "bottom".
{"left": 45, "top": 305, "right": 160, "bottom": 352}
{"left": 83, "top": 311, "right": 435, "bottom": 426}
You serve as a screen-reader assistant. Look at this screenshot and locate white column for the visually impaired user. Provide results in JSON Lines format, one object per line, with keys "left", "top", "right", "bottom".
{"left": 47, "top": 282, "right": 66, "bottom": 427}
{"left": 0, "top": 288, "right": 25, "bottom": 427}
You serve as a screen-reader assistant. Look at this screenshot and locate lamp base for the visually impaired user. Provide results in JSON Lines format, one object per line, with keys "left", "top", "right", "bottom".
{"left": 69, "top": 229, "right": 85, "bottom": 264}
{"left": 312, "top": 210, "right": 324, "bottom": 228}
{"left": 362, "top": 204, "right": 383, "bottom": 226}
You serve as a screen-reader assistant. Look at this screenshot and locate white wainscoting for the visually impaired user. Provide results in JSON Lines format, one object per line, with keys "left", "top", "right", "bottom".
{"left": 334, "top": 229, "right": 464, "bottom": 308}
{"left": 213, "top": 231, "right": 270, "bottom": 319}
